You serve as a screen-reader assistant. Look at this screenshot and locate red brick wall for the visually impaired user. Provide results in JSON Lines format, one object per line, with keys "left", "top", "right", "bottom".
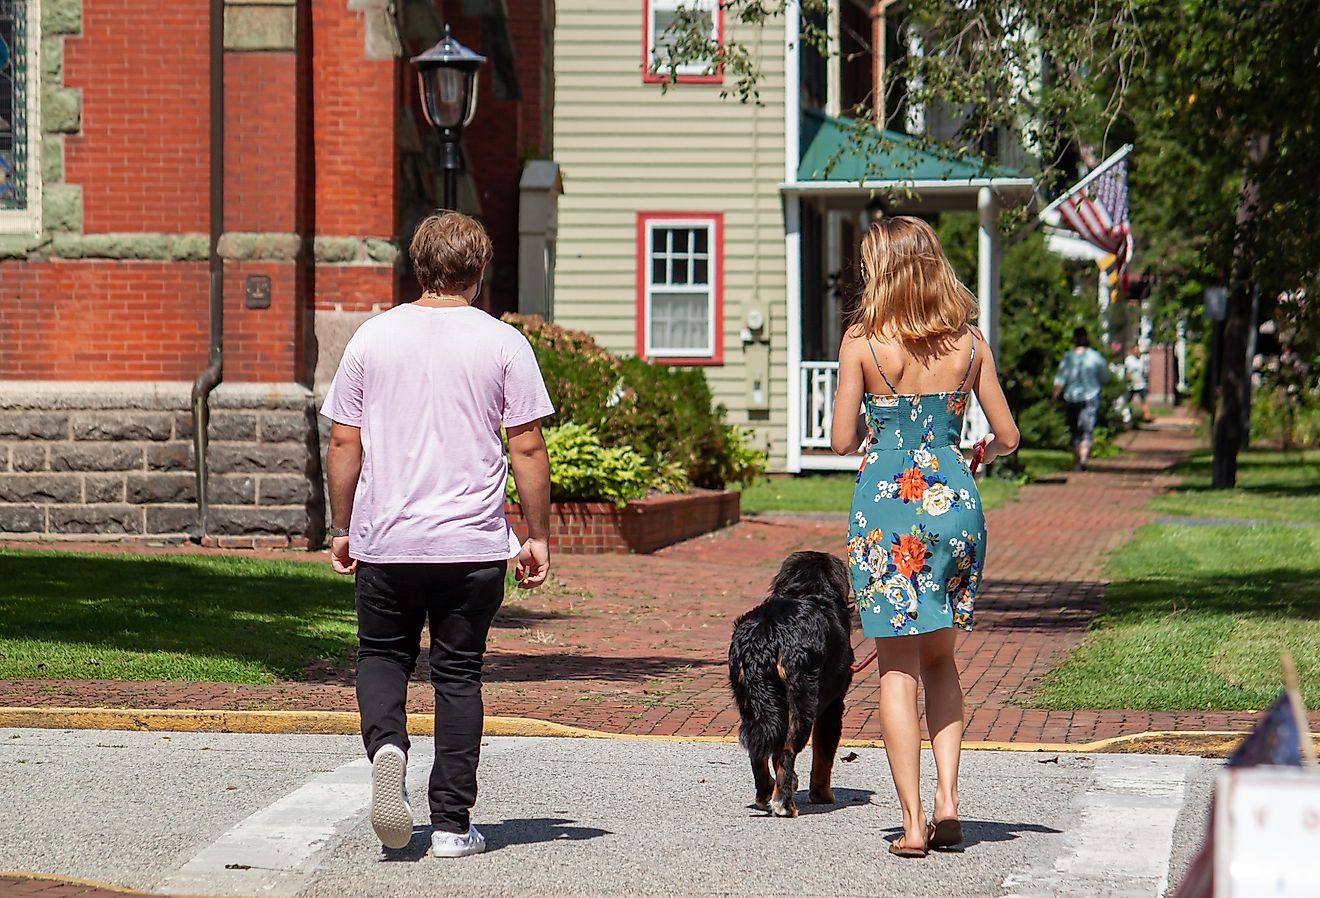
{"left": 66, "top": 1, "right": 211, "bottom": 233}
{"left": 313, "top": 267, "right": 396, "bottom": 312}
{"left": 225, "top": 52, "right": 300, "bottom": 235}
{"left": 311, "top": 4, "right": 397, "bottom": 239}
{"left": 0, "top": 261, "right": 209, "bottom": 379}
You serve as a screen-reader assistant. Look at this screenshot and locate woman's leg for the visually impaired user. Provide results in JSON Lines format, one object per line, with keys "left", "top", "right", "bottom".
{"left": 876, "top": 635, "right": 926, "bottom": 850}
{"left": 918, "top": 629, "right": 963, "bottom": 823}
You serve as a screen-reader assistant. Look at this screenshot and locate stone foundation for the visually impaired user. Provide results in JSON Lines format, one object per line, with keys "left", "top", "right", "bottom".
{"left": 506, "top": 490, "right": 741, "bottom": 554}
{"left": 0, "top": 382, "right": 322, "bottom": 546}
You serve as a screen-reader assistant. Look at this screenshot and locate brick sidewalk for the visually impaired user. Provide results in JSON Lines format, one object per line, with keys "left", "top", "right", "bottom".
{"left": 3, "top": 417, "right": 1311, "bottom": 744}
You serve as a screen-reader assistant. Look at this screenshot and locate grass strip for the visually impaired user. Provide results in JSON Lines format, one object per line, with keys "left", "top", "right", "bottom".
{"left": 1031, "top": 522, "right": 1320, "bottom": 710}
{"left": 0, "top": 549, "right": 356, "bottom": 684}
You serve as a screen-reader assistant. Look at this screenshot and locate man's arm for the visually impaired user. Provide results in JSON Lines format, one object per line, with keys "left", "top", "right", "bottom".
{"left": 507, "top": 419, "right": 550, "bottom": 588}
{"left": 326, "top": 422, "right": 363, "bottom": 574}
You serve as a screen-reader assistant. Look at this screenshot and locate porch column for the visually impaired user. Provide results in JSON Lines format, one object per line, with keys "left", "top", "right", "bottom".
{"left": 786, "top": 195, "right": 803, "bottom": 473}
{"left": 976, "top": 187, "right": 1001, "bottom": 356}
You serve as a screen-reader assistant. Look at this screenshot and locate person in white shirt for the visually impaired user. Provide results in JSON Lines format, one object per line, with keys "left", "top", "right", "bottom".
{"left": 1123, "top": 344, "right": 1151, "bottom": 422}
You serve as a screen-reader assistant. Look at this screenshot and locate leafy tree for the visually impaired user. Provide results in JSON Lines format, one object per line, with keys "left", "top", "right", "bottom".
{"left": 660, "top": 1, "right": 1320, "bottom": 486}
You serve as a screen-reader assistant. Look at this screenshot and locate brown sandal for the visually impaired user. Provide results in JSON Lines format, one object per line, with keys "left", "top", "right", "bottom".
{"left": 888, "top": 835, "right": 929, "bottom": 858}
{"left": 927, "top": 818, "right": 964, "bottom": 850}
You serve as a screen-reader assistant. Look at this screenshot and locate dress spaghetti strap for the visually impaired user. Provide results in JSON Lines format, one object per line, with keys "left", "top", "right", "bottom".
{"left": 865, "top": 339, "right": 899, "bottom": 395}
{"left": 955, "top": 329, "right": 977, "bottom": 393}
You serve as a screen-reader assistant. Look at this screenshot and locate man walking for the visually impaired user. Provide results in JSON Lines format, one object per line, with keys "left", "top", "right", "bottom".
{"left": 1124, "top": 343, "right": 1151, "bottom": 422}
{"left": 1051, "top": 326, "right": 1110, "bottom": 471}
{"left": 322, "top": 211, "right": 553, "bottom": 857}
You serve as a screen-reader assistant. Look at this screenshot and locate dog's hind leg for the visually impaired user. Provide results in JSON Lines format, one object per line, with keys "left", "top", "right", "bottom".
{"left": 809, "top": 696, "right": 845, "bottom": 804}
{"left": 769, "top": 748, "right": 798, "bottom": 818}
{"left": 751, "top": 754, "right": 775, "bottom": 811}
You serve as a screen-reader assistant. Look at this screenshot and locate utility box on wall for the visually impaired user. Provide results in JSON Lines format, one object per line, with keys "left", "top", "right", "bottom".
{"left": 741, "top": 307, "right": 771, "bottom": 412}
{"left": 518, "top": 160, "right": 562, "bottom": 320}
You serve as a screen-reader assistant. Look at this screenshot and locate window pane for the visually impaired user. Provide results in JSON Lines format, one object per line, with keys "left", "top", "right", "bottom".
{"left": 651, "top": 292, "right": 710, "bottom": 353}
{"left": 693, "top": 228, "right": 708, "bottom": 254}
{"left": 652, "top": 256, "right": 666, "bottom": 285}
{"left": 672, "top": 228, "right": 689, "bottom": 253}
{"left": 0, "top": 0, "right": 29, "bottom": 211}
{"left": 671, "top": 256, "right": 689, "bottom": 284}
{"left": 652, "top": 7, "right": 715, "bottom": 71}
{"left": 693, "top": 258, "right": 708, "bottom": 284}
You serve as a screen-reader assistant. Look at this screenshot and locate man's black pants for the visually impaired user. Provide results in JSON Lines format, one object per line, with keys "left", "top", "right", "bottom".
{"left": 355, "top": 560, "right": 505, "bottom": 834}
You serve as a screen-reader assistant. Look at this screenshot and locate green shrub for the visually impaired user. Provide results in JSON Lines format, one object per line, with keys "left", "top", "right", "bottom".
{"left": 1251, "top": 385, "right": 1320, "bottom": 449}
{"left": 503, "top": 314, "right": 767, "bottom": 489}
{"left": 506, "top": 423, "right": 658, "bottom": 506}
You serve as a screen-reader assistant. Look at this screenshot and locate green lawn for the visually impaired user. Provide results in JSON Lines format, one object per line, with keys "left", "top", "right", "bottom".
{"left": 738, "top": 447, "right": 1075, "bottom": 514}
{"left": 0, "top": 549, "right": 357, "bottom": 683}
{"left": 1149, "top": 447, "right": 1320, "bottom": 523}
{"left": 1031, "top": 523, "right": 1320, "bottom": 709}
{"left": 1032, "top": 446, "right": 1320, "bottom": 710}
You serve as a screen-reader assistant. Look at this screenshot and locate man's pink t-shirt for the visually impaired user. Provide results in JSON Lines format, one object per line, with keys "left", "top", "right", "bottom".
{"left": 320, "top": 304, "right": 554, "bottom": 564}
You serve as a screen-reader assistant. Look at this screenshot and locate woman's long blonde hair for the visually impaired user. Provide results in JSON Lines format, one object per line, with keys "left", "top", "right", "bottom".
{"left": 848, "top": 216, "right": 977, "bottom": 341}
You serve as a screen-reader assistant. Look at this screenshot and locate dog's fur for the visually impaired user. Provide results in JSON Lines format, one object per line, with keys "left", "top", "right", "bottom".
{"left": 727, "top": 551, "right": 854, "bottom": 817}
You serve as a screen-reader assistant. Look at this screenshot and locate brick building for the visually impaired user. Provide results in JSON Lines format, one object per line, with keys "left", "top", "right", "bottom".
{"left": 0, "top": 0, "right": 552, "bottom": 545}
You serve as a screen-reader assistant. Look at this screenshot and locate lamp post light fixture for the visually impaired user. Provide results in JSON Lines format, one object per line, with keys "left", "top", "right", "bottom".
{"left": 412, "top": 25, "right": 486, "bottom": 211}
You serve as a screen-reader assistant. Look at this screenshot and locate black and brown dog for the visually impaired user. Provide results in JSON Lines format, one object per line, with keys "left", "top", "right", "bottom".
{"left": 727, "top": 550, "right": 854, "bottom": 817}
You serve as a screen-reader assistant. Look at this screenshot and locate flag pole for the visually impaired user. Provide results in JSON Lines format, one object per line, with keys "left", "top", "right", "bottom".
{"left": 1037, "top": 143, "right": 1135, "bottom": 221}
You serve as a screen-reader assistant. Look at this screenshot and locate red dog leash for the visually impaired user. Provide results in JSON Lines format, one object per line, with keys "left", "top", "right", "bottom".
{"left": 851, "top": 649, "right": 878, "bottom": 673}
{"left": 851, "top": 434, "right": 994, "bottom": 678}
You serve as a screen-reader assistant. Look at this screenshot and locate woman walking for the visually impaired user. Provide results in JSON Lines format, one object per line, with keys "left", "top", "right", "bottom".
{"left": 831, "top": 217, "right": 1019, "bottom": 858}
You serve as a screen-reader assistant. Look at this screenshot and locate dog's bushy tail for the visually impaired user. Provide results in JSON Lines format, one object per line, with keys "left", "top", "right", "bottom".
{"left": 729, "top": 619, "right": 815, "bottom": 757}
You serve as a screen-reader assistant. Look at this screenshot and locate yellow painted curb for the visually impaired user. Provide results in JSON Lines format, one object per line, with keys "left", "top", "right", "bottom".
{"left": 0, "top": 869, "right": 275, "bottom": 898}
{"left": 0, "top": 705, "right": 1271, "bottom": 755}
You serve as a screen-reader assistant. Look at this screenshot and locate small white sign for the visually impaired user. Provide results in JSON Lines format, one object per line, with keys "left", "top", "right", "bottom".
{"left": 1215, "top": 767, "right": 1320, "bottom": 897}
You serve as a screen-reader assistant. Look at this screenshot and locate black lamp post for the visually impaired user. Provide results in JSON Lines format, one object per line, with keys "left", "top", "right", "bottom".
{"left": 412, "top": 25, "right": 486, "bottom": 211}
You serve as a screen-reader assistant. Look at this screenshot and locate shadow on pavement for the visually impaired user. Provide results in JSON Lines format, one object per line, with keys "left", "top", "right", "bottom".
{"left": 880, "top": 819, "right": 1063, "bottom": 852}
{"left": 484, "top": 653, "right": 721, "bottom": 683}
{"left": 381, "top": 818, "right": 612, "bottom": 861}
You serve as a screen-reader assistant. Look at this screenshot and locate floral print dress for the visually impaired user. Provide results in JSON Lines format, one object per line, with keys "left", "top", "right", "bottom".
{"left": 848, "top": 339, "right": 985, "bottom": 638}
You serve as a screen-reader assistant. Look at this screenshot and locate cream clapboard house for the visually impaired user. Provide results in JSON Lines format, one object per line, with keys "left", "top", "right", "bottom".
{"left": 544, "top": 1, "right": 1034, "bottom": 472}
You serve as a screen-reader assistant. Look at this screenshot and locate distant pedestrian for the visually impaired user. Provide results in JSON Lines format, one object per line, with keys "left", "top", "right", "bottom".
{"left": 831, "top": 216, "right": 1020, "bottom": 858}
{"left": 1051, "top": 327, "right": 1110, "bottom": 471}
{"left": 322, "top": 211, "right": 553, "bottom": 858}
{"left": 1124, "top": 344, "right": 1151, "bottom": 422}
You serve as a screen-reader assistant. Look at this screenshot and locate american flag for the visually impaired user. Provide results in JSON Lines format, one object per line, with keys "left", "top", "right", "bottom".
{"left": 1057, "top": 156, "right": 1134, "bottom": 274}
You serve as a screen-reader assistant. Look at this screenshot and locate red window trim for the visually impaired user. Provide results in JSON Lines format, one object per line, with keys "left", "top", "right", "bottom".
{"left": 635, "top": 211, "right": 725, "bottom": 366}
{"left": 641, "top": 0, "right": 725, "bottom": 85}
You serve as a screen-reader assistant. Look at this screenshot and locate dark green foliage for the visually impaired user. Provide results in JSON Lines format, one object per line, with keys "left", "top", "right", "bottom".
{"left": 935, "top": 212, "right": 1106, "bottom": 451}
{"left": 504, "top": 315, "right": 766, "bottom": 490}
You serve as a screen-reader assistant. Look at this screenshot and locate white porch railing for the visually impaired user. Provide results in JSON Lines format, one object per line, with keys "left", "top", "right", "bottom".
{"left": 799, "top": 361, "right": 839, "bottom": 449}
{"left": 797, "top": 360, "right": 990, "bottom": 468}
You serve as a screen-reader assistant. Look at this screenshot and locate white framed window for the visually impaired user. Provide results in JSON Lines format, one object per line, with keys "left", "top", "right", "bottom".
{"left": 643, "top": 0, "right": 722, "bottom": 84}
{"left": 636, "top": 212, "right": 723, "bottom": 364}
{"left": 0, "top": 0, "right": 40, "bottom": 235}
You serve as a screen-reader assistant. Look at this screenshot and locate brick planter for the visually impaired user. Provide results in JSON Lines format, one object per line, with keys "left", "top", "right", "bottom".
{"left": 506, "top": 489, "right": 740, "bottom": 554}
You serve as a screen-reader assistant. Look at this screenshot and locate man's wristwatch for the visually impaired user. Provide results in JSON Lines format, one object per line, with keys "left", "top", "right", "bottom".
{"left": 328, "top": 527, "right": 350, "bottom": 538}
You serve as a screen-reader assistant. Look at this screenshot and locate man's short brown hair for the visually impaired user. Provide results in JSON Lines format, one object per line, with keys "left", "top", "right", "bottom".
{"left": 409, "top": 212, "right": 493, "bottom": 294}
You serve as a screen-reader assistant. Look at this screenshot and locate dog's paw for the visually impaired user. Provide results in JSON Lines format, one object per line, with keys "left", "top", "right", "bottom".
{"left": 753, "top": 797, "right": 771, "bottom": 812}
{"left": 769, "top": 798, "right": 798, "bottom": 818}
{"left": 808, "top": 788, "right": 836, "bottom": 805}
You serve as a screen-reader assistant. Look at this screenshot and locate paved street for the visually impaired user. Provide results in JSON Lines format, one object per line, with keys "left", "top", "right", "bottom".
{"left": 0, "top": 728, "right": 1217, "bottom": 898}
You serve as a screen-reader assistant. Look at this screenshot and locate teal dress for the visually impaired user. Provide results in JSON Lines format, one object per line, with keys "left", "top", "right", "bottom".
{"left": 848, "top": 341, "right": 985, "bottom": 638}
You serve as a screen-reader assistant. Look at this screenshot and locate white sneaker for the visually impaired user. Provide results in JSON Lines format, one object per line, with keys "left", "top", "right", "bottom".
{"left": 370, "top": 744, "right": 413, "bottom": 849}
{"left": 431, "top": 824, "right": 487, "bottom": 858}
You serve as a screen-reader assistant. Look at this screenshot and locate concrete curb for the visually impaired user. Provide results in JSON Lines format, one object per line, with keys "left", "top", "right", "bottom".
{"left": 0, "top": 706, "right": 1264, "bottom": 756}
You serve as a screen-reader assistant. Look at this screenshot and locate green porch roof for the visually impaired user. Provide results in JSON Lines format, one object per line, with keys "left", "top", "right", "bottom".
{"left": 797, "top": 109, "right": 1019, "bottom": 183}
